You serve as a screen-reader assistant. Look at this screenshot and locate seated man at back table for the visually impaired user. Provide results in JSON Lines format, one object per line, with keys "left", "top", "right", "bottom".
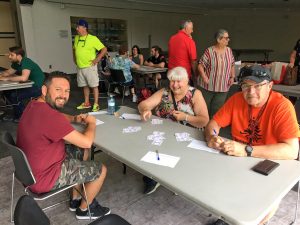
{"left": 0, "top": 46, "right": 44, "bottom": 122}
{"left": 205, "top": 65, "right": 299, "bottom": 225}
{"left": 17, "top": 72, "right": 110, "bottom": 220}
{"left": 144, "top": 45, "right": 167, "bottom": 89}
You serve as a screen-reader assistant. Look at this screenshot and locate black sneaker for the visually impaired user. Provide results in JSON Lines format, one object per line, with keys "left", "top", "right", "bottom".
{"left": 76, "top": 199, "right": 111, "bottom": 220}
{"left": 208, "top": 219, "right": 229, "bottom": 225}
{"left": 143, "top": 182, "right": 160, "bottom": 195}
{"left": 69, "top": 198, "right": 81, "bottom": 212}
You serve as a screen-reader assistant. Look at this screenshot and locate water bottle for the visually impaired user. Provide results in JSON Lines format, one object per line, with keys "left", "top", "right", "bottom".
{"left": 107, "top": 94, "right": 115, "bottom": 115}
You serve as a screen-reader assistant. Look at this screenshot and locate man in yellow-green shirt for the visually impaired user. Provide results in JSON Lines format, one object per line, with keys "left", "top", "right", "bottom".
{"left": 73, "top": 19, "right": 107, "bottom": 112}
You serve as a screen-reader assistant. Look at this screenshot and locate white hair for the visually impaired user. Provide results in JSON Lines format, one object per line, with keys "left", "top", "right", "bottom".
{"left": 167, "top": 67, "right": 189, "bottom": 81}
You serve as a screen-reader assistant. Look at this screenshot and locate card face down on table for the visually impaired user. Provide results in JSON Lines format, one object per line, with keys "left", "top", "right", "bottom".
{"left": 252, "top": 159, "right": 280, "bottom": 176}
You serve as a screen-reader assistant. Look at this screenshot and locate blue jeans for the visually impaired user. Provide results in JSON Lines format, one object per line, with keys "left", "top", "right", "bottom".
{"left": 4, "top": 86, "right": 41, "bottom": 119}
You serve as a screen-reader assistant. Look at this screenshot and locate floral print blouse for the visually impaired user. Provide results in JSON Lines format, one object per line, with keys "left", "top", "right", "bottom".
{"left": 155, "top": 86, "right": 196, "bottom": 121}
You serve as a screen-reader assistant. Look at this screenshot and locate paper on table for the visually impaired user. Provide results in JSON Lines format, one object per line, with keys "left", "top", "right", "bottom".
{"left": 187, "top": 140, "right": 219, "bottom": 154}
{"left": 121, "top": 113, "right": 141, "bottom": 120}
{"left": 96, "top": 119, "right": 104, "bottom": 126}
{"left": 89, "top": 111, "right": 107, "bottom": 115}
{"left": 141, "top": 151, "right": 180, "bottom": 168}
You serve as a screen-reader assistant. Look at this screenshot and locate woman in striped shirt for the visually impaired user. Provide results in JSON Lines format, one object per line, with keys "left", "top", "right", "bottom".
{"left": 198, "top": 29, "right": 235, "bottom": 119}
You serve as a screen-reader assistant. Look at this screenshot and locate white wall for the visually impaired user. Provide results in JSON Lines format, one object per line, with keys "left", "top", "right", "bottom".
{"left": 19, "top": 0, "right": 300, "bottom": 73}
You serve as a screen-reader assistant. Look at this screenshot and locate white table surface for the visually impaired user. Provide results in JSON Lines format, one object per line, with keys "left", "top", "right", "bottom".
{"left": 132, "top": 65, "right": 168, "bottom": 75}
{"left": 272, "top": 84, "right": 300, "bottom": 98}
{"left": 90, "top": 106, "right": 300, "bottom": 225}
{"left": 0, "top": 80, "right": 34, "bottom": 91}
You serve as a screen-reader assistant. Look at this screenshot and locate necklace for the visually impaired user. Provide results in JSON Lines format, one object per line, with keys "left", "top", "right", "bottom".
{"left": 241, "top": 93, "right": 271, "bottom": 145}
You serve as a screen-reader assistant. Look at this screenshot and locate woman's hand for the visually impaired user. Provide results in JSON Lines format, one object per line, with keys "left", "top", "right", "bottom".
{"left": 141, "top": 110, "right": 152, "bottom": 121}
{"left": 172, "top": 111, "right": 186, "bottom": 122}
{"left": 228, "top": 77, "right": 235, "bottom": 86}
{"left": 201, "top": 75, "right": 209, "bottom": 84}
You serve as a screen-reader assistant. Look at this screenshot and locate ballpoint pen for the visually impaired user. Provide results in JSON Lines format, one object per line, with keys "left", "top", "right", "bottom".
{"left": 213, "top": 129, "right": 217, "bottom": 136}
{"left": 156, "top": 150, "right": 160, "bottom": 161}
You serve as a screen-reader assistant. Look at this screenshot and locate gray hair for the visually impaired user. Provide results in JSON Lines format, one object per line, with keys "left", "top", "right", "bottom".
{"left": 214, "top": 29, "right": 228, "bottom": 41}
{"left": 167, "top": 67, "right": 189, "bottom": 81}
{"left": 180, "top": 19, "right": 192, "bottom": 30}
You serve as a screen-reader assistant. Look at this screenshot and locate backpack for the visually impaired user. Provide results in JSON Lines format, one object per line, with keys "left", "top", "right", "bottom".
{"left": 137, "top": 88, "right": 152, "bottom": 103}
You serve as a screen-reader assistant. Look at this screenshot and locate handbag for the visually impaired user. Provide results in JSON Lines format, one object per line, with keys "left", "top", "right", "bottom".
{"left": 282, "top": 66, "right": 298, "bottom": 86}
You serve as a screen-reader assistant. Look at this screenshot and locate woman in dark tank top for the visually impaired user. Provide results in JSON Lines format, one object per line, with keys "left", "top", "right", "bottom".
{"left": 130, "top": 45, "right": 144, "bottom": 65}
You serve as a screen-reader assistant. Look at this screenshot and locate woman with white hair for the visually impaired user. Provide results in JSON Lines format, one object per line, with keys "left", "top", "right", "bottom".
{"left": 138, "top": 66, "right": 209, "bottom": 195}
{"left": 198, "top": 29, "right": 235, "bottom": 119}
{"left": 139, "top": 66, "right": 209, "bottom": 128}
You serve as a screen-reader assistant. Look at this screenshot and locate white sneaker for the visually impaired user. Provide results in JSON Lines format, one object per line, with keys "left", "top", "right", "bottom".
{"left": 124, "top": 89, "right": 130, "bottom": 96}
{"left": 132, "top": 95, "right": 137, "bottom": 103}
{"left": 114, "top": 87, "right": 120, "bottom": 94}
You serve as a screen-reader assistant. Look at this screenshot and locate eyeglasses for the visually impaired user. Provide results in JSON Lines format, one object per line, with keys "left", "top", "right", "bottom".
{"left": 222, "top": 36, "right": 230, "bottom": 40}
{"left": 241, "top": 82, "right": 269, "bottom": 91}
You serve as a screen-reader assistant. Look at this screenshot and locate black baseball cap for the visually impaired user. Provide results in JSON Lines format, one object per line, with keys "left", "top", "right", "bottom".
{"left": 238, "top": 65, "right": 272, "bottom": 84}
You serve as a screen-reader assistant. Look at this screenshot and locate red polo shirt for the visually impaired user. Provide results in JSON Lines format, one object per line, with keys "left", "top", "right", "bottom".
{"left": 168, "top": 30, "right": 197, "bottom": 78}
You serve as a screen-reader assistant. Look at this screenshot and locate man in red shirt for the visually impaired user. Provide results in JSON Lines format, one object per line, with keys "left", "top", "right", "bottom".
{"left": 168, "top": 20, "right": 197, "bottom": 84}
{"left": 17, "top": 72, "right": 110, "bottom": 220}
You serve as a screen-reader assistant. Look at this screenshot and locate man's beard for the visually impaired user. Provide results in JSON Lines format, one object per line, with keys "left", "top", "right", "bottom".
{"left": 45, "top": 93, "right": 67, "bottom": 110}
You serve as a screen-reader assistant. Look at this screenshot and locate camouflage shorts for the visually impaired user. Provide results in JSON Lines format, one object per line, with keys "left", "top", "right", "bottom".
{"left": 51, "top": 145, "right": 102, "bottom": 191}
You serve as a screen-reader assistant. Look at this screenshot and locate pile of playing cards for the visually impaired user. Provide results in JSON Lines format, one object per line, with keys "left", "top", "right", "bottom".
{"left": 147, "top": 131, "right": 165, "bottom": 146}
{"left": 123, "top": 126, "right": 142, "bottom": 133}
{"left": 151, "top": 119, "right": 163, "bottom": 125}
{"left": 175, "top": 132, "right": 194, "bottom": 142}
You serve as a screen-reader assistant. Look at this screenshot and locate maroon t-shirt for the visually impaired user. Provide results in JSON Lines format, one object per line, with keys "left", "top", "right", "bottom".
{"left": 17, "top": 101, "right": 74, "bottom": 193}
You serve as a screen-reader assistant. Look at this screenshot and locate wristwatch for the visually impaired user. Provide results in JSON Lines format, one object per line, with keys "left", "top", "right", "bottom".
{"left": 245, "top": 145, "right": 253, "bottom": 157}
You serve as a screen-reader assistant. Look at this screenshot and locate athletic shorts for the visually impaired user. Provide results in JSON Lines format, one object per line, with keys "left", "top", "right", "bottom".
{"left": 77, "top": 65, "right": 99, "bottom": 88}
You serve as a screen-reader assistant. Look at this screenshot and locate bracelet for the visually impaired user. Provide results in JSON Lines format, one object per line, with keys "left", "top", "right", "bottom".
{"left": 185, "top": 114, "right": 188, "bottom": 122}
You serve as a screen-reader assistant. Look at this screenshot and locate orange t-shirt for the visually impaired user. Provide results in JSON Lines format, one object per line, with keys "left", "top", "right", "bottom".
{"left": 214, "top": 91, "right": 300, "bottom": 145}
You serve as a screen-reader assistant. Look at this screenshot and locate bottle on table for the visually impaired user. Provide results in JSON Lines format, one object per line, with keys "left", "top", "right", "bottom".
{"left": 107, "top": 94, "right": 115, "bottom": 115}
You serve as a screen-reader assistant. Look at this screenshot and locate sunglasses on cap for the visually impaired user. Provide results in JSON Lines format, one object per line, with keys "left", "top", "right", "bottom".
{"left": 238, "top": 66, "right": 271, "bottom": 84}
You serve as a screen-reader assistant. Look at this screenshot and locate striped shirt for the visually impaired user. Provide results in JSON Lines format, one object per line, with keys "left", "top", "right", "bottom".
{"left": 199, "top": 46, "right": 235, "bottom": 92}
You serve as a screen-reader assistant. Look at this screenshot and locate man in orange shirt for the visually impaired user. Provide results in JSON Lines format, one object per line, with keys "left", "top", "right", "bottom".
{"left": 205, "top": 65, "right": 299, "bottom": 225}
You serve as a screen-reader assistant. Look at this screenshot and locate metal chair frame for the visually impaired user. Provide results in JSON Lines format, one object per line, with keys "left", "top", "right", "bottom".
{"left": 1, "top": 132, "right": 92, "bottom": 223}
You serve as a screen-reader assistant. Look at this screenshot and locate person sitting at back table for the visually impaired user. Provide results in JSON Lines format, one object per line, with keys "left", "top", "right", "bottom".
{"left": 138, "top": 66, "right": 209, "bottom": 194}
{"left": 0, "top": 46, "right": 44, "bottom": 122}
{"left": 205, "top": 65, "right": 299, "bottom": 225}
{"left": 130, "top": 45, "right": 144, "bottom": 65}
{"left": 144, "top": 45, "right": 167, "bottom": 89}
{"left": 17, "top": 72, "right": 110, "bottom": 220}
{"left": 109, "top": 46, "right": 140, "bottom": 103}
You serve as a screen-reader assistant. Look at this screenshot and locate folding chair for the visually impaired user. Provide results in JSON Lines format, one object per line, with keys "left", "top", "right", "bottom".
{"left": 1, "top": 131, "right": 91, "bottom": 222}
{"left": 109, "top": 68, "right": 132, "bottom": 105}
{"left": 14, "top": 195, "right": 131, "bottom": 225}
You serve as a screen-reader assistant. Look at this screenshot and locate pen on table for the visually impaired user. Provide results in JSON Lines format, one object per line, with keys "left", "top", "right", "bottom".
{"left": 155, "top": 150, "right": 160, "bottom": 161}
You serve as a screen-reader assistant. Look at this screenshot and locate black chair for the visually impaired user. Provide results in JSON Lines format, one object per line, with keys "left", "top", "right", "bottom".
{"left": 14, "top": 195, "right": 50, "bottom": 225}
{"left": 1, "top": 131, "right": 91, "bottom": 222}
{"left": 109, "top": 68, "right": 132, "bottom": 105}
{"left": 14, "top": 195, "right": 131, "bottom": 225}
